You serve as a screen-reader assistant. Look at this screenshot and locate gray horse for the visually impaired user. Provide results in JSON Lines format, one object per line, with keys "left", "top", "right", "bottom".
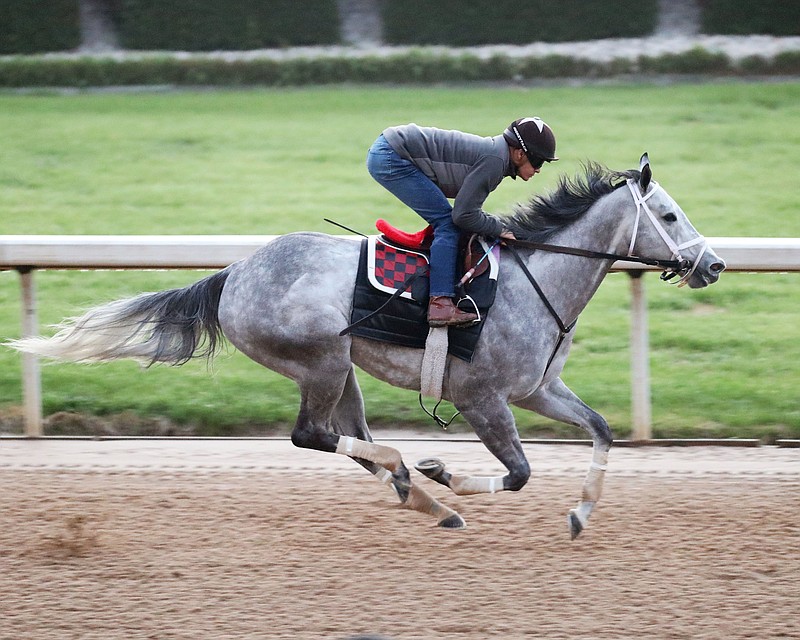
{"left": 9, "top": 155, "right": 725, "bottom": 538}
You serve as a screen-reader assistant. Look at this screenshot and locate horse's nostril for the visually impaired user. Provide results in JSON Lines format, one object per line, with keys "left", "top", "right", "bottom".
{"left": 710, "top": 261, "right": 725, "bottom": 273}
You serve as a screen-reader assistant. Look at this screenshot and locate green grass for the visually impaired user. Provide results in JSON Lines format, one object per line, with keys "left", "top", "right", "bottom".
{"left": 1, "top": 83, "right": 799, "bottom": 439}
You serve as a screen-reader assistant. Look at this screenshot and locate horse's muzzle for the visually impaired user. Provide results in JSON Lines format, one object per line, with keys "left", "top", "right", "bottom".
{"left": 687, "top": 252, "right": 726, "bottom": 288}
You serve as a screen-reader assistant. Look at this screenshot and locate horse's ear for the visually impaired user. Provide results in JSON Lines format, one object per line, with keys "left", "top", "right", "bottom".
{"left": 638, "top": 152, "right": 652, "bottom": 192}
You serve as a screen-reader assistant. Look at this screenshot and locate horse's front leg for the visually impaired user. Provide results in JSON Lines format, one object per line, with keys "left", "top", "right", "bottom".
{"left": 416, "top": 398, "right": 531, "bottom": 496}
{"left": 513, "top": 377, "right": 613, "bottom": 539}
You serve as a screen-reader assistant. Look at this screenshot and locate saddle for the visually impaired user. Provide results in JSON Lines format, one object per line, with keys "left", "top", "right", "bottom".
{"left": 375, "top": 219, "right": 493, "bottom": 282}
{"left": 345, "top": 219, "right": 500, "bottom": 363}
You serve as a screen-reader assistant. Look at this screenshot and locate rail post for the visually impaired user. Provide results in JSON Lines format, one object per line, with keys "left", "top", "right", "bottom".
{"left": 628, "top": 271, "right": 652, "bottom": 440}
{"left": 18, "top": 267, "right": 43, "bottom": 437}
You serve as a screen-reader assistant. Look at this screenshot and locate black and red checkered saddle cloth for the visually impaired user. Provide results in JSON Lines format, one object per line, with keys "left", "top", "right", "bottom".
{"left": 348, "top": 232, "right": 499, "bottom": 362}
{"left": 367, "top": 236, "right": 430, "bottom": 300}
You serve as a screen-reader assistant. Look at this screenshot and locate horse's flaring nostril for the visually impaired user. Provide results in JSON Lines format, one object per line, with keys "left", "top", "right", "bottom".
{"left": 710, "top": 261, "right": 725, "bottom": 273}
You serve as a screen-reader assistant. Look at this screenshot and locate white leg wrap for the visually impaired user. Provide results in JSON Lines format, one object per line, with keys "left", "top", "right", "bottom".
{"left": 335, "top": 436, "right": 402, "bottom": 471}
{"left": 372, "top": 467, "right": 401, "bottom": 500}
{"left": 582, "top": 448, "right": 609, "bottom": 504}
{"left": 449, "top": 475, "right": 505, "bottom": 496}
{"left": 406, "top": 484, "right": 461, "bottom": 525}
{"left": 337, "top": 435, "right": 356, "bottom": 456}
{"left": 592, "top": 448, "right": 609, "bottom": 467}
{"left": 570, "top": 449, "right": 608, "bottom": 535}
{"left": 573, "top": 501, "right": 595, "bottom": 526}
{"left": 373, "top": 467, "right": 393, "bottom": 485}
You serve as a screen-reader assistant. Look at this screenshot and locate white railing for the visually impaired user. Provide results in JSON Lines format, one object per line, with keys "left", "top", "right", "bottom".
{"left": 2, "top": 235, "right": 800, "bottom": 438}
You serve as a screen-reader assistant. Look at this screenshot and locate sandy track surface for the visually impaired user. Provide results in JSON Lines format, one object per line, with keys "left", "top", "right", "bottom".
{"left": 1, "top": 439, "right": 798, "bottom": 640}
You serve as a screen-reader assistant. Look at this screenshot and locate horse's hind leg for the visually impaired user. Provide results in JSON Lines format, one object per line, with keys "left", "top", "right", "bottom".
{"left": 331, "top": 368, "right": 403, "bottom": 494}
{"left": 514, "top": 377, "right": 613, "bottom": 540}
{"left": 295, "top": 365, "right": 465, "bottom": 529}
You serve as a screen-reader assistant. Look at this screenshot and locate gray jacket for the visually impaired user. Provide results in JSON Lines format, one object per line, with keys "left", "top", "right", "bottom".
{"left": 382, "top": 124, "right": 517, "bottom": 238}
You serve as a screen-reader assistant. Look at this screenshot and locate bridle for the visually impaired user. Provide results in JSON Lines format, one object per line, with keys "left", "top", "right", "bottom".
{"left": 624, "top": 179, "right": 708, "bottom": 288}
{"left": 505, "top": 177, "right": 709, "bottom": 375}
{"left": 507, "top": 178, "right": 708, "bottom": 287}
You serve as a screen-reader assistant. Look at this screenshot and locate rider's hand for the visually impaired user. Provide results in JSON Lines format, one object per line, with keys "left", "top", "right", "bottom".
{"left": 500, "top": 230, "right": 516, "bottom": 240}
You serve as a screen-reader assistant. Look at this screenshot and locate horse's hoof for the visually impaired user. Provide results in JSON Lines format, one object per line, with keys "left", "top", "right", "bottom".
{"left": 567, "top": 510, "right": 584, "bottom": 540}
{"left": 438, "top": 513, "right": 467, "bottom": 530}
{"left": 415, "top": 457, "right": 445, "bottom": 480}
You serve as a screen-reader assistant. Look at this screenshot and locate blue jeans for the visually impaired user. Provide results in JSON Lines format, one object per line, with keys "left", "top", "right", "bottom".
{"left": 367, "top": 134, "right": 459, "bottom": 297}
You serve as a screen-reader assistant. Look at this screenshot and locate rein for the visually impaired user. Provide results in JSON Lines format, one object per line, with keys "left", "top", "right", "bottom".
{"left": 506, "top": 179, "right": 708, "bottom": 283}
{"left": 503, "top": 238, "right": 688, "bottom": 273}
{"left": 504, "top": 177, "right": 708, "bottom": 376}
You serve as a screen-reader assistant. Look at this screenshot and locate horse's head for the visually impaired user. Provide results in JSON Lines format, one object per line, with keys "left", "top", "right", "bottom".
{"left": 625, "top": 153, "right": 725, "bottom": 288}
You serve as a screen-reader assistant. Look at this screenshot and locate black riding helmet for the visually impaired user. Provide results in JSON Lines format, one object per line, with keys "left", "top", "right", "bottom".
{"left": 503, "top": 117, "right": 558, "bottom": 169}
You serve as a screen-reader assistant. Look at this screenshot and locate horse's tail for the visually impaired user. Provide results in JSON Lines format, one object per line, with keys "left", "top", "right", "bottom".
{"left": 6, "top": 268, "right": 231, "bottom": 366}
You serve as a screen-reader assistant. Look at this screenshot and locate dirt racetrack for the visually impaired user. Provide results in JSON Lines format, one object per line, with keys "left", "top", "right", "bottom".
{"left": 1, "top": 438, "right": 798, "bottom": 640}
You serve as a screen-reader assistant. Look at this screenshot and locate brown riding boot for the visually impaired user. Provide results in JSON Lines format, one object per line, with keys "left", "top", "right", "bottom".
{"left": 428, "top": 296, "right": 479, "bottom": 327}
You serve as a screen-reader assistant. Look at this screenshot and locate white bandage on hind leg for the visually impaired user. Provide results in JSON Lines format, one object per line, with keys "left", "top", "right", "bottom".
{"left": 405, "top": 483, "right": 459, "bottom": 523}
{"left": 335, "top": 436, "right": 402, "bottom": 471}
{"left": 372, "top": 466, "right": 401, "bottom": 499}
{"left": 373, "top": 467, "right": 393, "bottom": 485}
{"left": 449, "top": 474, "right": 505, "bottom": 496}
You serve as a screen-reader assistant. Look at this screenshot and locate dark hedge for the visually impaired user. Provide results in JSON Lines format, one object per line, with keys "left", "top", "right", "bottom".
{"left": 0, "top": 0, "right": 81, "bottom": 54}
{"left": 381, "top": 0, "right": 658, "bottom": 45}
{"left": 116, "top": 0, "right": 340, "bottom": 50}
{"left": 2, "top": 49, "right": 799, "bottom": 88}
{"left": 700, "top": 0, "right": 800, "bottom": 36}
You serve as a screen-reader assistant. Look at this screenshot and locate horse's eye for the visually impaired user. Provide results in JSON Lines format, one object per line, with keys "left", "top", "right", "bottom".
{"left": 663, "top": 212, "right": 678, "bottom": 223}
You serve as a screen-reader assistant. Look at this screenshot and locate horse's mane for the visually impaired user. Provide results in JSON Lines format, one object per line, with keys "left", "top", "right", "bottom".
{"left": 503, "top": 162, "right": 641, "bottom": 242}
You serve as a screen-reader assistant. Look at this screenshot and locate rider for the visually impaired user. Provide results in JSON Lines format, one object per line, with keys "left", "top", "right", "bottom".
{"left": 367, "top": 117, "right": 558, "bottom": 327}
